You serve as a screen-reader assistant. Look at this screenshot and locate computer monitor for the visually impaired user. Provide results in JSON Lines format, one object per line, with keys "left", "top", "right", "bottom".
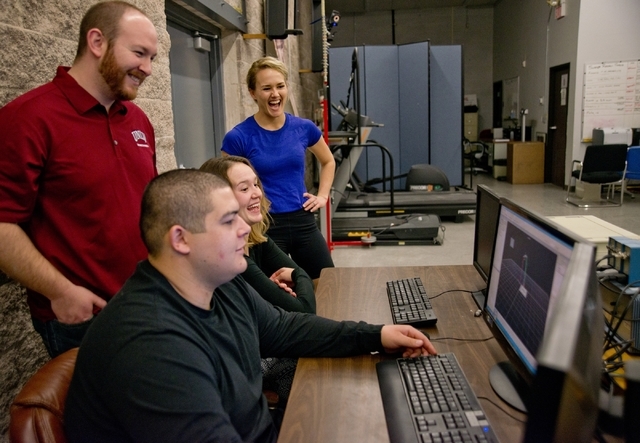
{"left": 523, "top": 241, "right": 603, "bottom": 442}
{"left": 471, "top": 184, "right": 502, "bottom": 309}
{"left": 484, "top": 198, "right": 580, "bottom": 412}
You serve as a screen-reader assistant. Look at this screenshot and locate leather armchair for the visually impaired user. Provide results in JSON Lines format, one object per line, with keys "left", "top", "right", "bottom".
{"left": 9, "top": 346, "right": 278, "bottom": 442}
{"left": 9, "top": 347, "right": 78, "bottom": 443}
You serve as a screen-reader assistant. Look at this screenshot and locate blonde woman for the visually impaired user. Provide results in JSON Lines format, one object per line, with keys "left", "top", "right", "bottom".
{"left": 200, "top": 155, "right": 315, "bottom": 313}
{"left": 221, "top": 56, "right": 334, "bottom": 281}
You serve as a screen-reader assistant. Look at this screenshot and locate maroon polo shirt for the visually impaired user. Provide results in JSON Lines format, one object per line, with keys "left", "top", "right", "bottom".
{"left": 0, "top": 66, "right": 157, "bottom": 322}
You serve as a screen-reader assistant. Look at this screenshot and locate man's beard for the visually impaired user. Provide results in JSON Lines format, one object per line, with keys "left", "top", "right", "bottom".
{"left": 99, "top": 46, "right": 146, "bottom": 101}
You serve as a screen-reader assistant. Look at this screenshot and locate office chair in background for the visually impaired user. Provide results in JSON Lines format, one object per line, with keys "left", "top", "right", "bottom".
{"left": 566, "top": 144, "right": 628, "bottom": 207}
{"left": 463, "top": 138, "right": 488, "bottom": 189}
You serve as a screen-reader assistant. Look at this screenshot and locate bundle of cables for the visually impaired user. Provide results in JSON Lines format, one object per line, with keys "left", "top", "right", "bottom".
{"left": 598, "top": 253, "right": 640, "bottom": 381}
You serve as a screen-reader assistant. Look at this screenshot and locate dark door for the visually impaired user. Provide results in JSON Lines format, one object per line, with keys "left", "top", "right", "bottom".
{"left": 546, "top": 64, "right": 570, "bottom": 187}
{"left": 493, "top": 81, "right": 502, "bottom": 128}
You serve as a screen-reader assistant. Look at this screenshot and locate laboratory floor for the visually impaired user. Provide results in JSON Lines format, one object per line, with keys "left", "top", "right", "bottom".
{"left": 330, "top": 173, "right": 640, "bottom": 268}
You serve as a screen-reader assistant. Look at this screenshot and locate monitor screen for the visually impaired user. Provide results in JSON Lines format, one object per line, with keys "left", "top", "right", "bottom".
{"left": 484, "top": 198, "right": 578, "bottom": 412}
{"left": 472, "top": 184, "right": 501, "bottom": 309}
{"left": 523, "top": 241, "right": 603, "bottom": 442}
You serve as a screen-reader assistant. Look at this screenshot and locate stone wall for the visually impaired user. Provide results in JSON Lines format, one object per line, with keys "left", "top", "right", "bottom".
{"left": 0, "top": 0, "right": 321, "bottom": 440}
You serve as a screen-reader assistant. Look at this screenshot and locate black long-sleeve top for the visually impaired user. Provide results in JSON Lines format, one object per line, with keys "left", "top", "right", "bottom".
{"left": 243, "top": 236, "right": 315, "bottom": 313}
{"left": 65, "top": 260, "right": 384, "bottom": 443}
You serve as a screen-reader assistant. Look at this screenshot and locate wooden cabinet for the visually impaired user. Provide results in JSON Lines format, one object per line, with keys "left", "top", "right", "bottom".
{"left": 488, "top": 141, "right": 508, "bottom": 179}
{"left": 464, "top": 113, "right": 478, "bottom": 142}
{"left": 507, "top": 141, "right": 544, "bottom": 184}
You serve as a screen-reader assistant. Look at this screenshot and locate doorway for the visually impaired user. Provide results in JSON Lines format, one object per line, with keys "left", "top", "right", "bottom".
{"left": 546, "top": 63, "right": 570, "bottom": 187}
{"left": 492, "top": 81, "right": 502, "bottom": 129}
{"left": 167, "top": 21, "right": 225, "bottom": 168}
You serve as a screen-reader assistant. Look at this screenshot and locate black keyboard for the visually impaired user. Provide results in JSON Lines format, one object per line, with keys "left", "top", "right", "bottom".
{"left": 386, "top": 277, "right": 437, "bottom": 327}
{"left": 377, "top": 353, "right": 499, "bottom": 443}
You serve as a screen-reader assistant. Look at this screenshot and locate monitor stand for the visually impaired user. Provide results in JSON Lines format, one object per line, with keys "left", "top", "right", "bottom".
{"left": 471, "top": 289, "right": 486, "bottom": 310}
{"left": 489, "top": 361, "right": 530, "bottom": 413}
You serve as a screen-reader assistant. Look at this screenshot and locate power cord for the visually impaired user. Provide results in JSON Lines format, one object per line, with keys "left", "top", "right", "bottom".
{"left": 602, "top": 279, "right": 640, "bottom": 352}
{"left": 429, "top": 289, "right": 475, "bottom": 300}
{"left": 430, "top": 336, "right": 494, "bottom": 343}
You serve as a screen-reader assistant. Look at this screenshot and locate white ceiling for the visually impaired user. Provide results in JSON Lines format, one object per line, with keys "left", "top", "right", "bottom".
{"left": 324, "top": 0, "right": 500, "bottom": 14}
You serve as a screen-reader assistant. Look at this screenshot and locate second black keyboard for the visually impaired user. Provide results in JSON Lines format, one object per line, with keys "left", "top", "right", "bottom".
{"left": 376, "top": 353, "right": 498, "bottom": 443}
{"left": 386, "top": 277, "right": 437, "bottom": 327}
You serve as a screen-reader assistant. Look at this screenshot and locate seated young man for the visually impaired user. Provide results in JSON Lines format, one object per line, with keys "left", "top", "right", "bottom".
{"left": 64, "top": 169, "right": 436, "bottom": 443}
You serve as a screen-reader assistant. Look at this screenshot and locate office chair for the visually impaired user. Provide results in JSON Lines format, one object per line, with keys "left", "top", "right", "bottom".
{"left": 10, "top": 347, "right": 78, "bottom": 443}
{"left": 9, "top": 346, "right": 280, "bottom": 443}
{"left": 624, "top": 146, "right": 640, "bottom": 199}
{"left": 566, "top": 144, "right": 628, "bottom": 207}
{"left": 462, "top": 139, "right": 488, "bottom": 189}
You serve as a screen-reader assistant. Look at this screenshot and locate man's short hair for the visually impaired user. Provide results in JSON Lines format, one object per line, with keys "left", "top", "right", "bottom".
{"left": 140, "top": 169, "right": 229, "bottom": 256}
{"left": 75, "top": 0, "right": 148, "bottom": 60}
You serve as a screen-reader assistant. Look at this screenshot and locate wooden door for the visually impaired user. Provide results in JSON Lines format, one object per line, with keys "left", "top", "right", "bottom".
{"left": 546, "top": 64, "right": 570, "bottom": 187}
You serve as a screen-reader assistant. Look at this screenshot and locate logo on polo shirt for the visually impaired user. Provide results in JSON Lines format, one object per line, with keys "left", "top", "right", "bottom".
{"left": 131, "top": 130, "right": 150, "bottom": 148}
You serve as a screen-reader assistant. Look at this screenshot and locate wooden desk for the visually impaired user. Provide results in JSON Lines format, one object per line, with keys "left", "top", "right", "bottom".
{"left": 278, "top": 266, "right": 526, "bottom": 443}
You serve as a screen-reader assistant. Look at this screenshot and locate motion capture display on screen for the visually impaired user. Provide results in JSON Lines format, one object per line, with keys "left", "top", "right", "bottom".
{"left": 484, "top": 199, "right": 577, "bottom": 412}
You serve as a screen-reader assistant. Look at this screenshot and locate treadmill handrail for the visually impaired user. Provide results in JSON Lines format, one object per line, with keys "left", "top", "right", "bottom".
{"left": 331, "top": 141, "right": 395, "bottom": 216}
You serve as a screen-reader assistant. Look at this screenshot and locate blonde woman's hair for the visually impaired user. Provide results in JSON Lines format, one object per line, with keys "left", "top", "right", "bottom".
{"left": 199, "top": 156, "right": 271, "bottom": 247}
{"left": 246, "top": 56, "right": 288, "bottom": 91}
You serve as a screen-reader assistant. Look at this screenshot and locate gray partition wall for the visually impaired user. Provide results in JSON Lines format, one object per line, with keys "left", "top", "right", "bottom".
{"left": 328, "top": 43, "right": 462, "bottom": 189}
{"left": 399, "top": 42, "right": 430, "bottom": 181}
{"left": 362, "top": 45, "right": 401, "bottom": 189}
{"left": 430, "top": 45, "right": 463, "bottom": 187}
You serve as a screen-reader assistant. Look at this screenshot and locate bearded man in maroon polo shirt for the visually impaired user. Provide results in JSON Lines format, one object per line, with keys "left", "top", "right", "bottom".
{"left": 0, "top": 1, "right": 158, "bottom": 358}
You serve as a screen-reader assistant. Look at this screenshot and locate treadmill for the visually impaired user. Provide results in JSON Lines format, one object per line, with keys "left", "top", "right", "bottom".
{"left": 330, "top": 138, "right": 475, "bottom": 244}
{"left": 327, "top": 51, "right": 475, "bottom": 244}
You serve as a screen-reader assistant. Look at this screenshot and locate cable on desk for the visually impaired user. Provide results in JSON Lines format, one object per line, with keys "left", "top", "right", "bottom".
{"left": 603, "top": 341, "right": 633, "bottom": 375}
{"left": 603, "top": 279, "right": 640, "bottom": 352}
{"left": 475, "top": 396, "right": 525, "bottom": 423}
{"left": 601, "top": 309, "right": 633, "bottom": 350}
{"left": 596, "top": 253, "right": 614, "bottom": 269}
{"left": 429, "top": 289, "right": 475, "bottom": 300}
{"left": 430, "top": 336, "right": 494, "bottom": 343}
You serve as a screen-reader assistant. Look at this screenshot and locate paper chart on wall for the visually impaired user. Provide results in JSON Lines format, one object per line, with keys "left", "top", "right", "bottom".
{"left": 581, "top": 60, "right": 640, "bottom": 142}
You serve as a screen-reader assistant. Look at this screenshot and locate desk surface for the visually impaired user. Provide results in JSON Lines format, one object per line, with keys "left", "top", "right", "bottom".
{"left": 278, "top": 265, "right": 526, "bottom": 443}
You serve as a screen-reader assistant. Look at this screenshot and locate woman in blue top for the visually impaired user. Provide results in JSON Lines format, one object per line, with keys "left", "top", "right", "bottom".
{"left": 222, "top": 56, "right": 335, "bottom": 280}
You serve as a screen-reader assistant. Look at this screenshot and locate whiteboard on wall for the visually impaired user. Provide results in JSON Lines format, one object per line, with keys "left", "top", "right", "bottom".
{"left": 581, "top": 60, "right": 640, "bottom": 141}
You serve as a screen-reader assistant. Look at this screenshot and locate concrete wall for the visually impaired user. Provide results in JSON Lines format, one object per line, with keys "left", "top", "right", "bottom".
{"left": 0, "top": 0, "right": 321, "bottom": 439}
{"left": 494, "top": 0, "right": 640, "bottom": 185}
{"left": 494, "top": 0, "right": 580, "bottom": 182}
{"left": 572, "top": 0, "right": 640, "bottom": 172}
{"left": 325, "top": 7, "right": 495, "bottom": 138}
